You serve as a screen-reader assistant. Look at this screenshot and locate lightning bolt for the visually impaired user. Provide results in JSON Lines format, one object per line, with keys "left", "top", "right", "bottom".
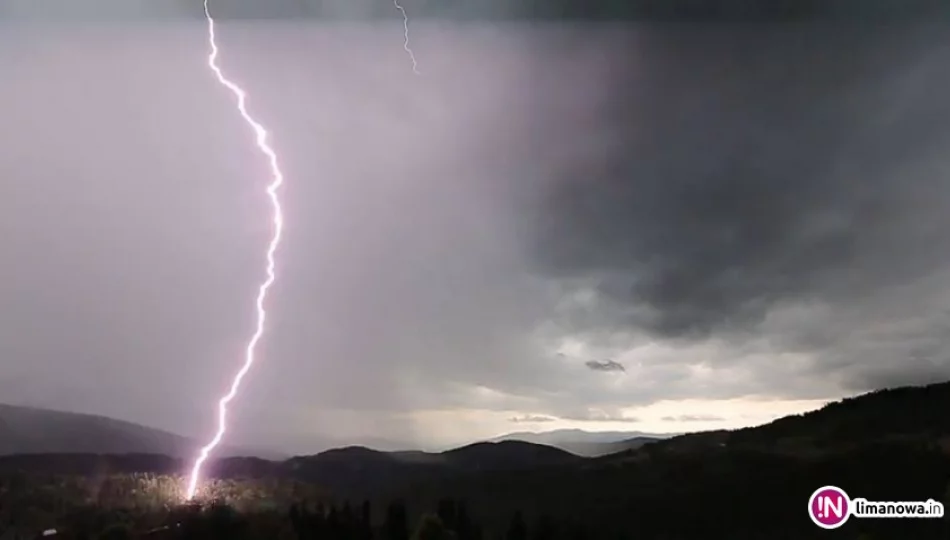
{"left": 185, "top": 0, "right": 286, "bottom": 500}
{"left": 392, "top": 0, "right": 420, "bottom": 75}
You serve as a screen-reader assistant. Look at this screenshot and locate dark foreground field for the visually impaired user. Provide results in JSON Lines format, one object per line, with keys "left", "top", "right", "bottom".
{"left": 3, "top": 382, "right": 950, "bottom": 539}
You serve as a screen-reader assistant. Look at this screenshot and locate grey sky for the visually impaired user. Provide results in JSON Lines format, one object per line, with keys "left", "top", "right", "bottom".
{"left": 2, "top": 4, "right": 950, "bottom": 453}
{"left": 1, "top": 0, "right": 945, "bottom": 21}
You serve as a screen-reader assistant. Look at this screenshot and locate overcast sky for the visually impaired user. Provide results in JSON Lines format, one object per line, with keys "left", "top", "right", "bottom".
{"left": 2, "top": 3, "right": 950, "bottom": 453}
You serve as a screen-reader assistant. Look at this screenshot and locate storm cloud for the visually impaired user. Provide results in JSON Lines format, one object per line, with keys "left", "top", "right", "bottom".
{"left": 2, "top": 1, "right": 950, "bottom": 453}
{"left": 521, "top": 22, "right": 950, "bottom": 392}
{"left": 585, "top": 360, "right": 626, "bottom": 373}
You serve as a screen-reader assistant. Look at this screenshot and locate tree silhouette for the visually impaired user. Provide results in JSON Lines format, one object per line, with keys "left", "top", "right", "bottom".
{"left": 412, "top": 513, "right": 457, "bottom": 540}
{"left": 96, "top": 523, "right": 133, "bottom": 540}
{"left": 506, "top": 511, "right": 528, "bottom": 540}
{"left": 384, "top": 501, "right": 410, "bottom": 540}
{"left": 531, "top": 514, "right": 557, "bottom": 540}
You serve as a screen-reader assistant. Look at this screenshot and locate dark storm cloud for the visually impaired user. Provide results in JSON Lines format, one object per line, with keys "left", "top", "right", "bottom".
{"left": 3, "top": 0, "right": 945, "bottom": 22}
{"left": 526, "top": 23, "right": 950, "bottom": 344}
{"left": 585, "top": 360, "right": 625, "bottom": 373}
{"left": 7, "top": 9, "right": 950, "bottom": 456}
{"left": 516, "top": 0, "right": 947, "bottom": 20}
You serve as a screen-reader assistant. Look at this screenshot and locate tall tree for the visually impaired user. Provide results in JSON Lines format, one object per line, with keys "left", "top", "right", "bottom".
{"left": 506, "top": 511, "right": 528, "bottom": 540}
{"left": 384, "top": 501, "right": 410, "bottom": 540}
{"left": 412, "top": 513, "right": 456, "bottom": 540}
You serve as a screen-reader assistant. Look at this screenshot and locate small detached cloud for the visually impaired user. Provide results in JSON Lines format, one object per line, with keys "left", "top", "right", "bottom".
{"left": 585, "top": 360, "right": 626, "bottom": 373}
{"left": 509, "top": 414, "right": 557, "bottom": 423}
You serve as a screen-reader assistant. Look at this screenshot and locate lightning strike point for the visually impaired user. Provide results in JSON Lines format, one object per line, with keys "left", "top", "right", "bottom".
{"left": 185, "top": 0, "right": 287, "bottom": 500}
{"left": 392, "top": 0, "right": 421, "bottom": 75}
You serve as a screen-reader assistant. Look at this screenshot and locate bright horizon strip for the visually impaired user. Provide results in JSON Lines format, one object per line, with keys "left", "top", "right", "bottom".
{"left": 185, "top": 0, "right": 287, "bottom": 500}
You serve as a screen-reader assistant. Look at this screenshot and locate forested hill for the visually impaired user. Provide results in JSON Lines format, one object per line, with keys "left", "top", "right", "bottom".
{"left": 0, "top": 404, "right": 268, "bottom": 459}
{"left": 2, "top": 381, "right": 950, "bottom": 538}
{"left": 635, "top": 380, "right": 950, "bottom": 457}
{"left": 0, "top": 404, "right": 195, "bottom": 457}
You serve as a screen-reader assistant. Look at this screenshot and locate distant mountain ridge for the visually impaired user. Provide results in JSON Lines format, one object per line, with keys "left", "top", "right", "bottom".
{"left": 492, "top": 428, "right": 669, "bottom": 457}
{"left": 0, "top": 440, "right": 582, "bottom": 499}
{"left": 8, "top": 379, "right": 950, "bottom": 487}
{"left": 0, "top": 403, "right": 275, "bottom": 459}
{"left": 0, "top": 402, "right": 672, "bottom": 460}
{"left": 282, "top": 441, "right": 581, "bottom": 497}
{"left": 2, "top": 381, "right": 949, "bottom": 539}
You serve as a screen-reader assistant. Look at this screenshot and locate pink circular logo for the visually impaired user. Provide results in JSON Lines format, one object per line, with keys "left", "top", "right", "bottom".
{"left": 808, "top": 485, "right": 851, "bottom": 529}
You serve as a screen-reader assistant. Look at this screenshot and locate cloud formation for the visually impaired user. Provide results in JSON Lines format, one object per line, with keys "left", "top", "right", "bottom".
{"left": 3, "top": 18, "right": 950, "bottom": 453}
{"left": 509, "top": 414, "right": 557, "bottom": 423}
{"left": 585, "top": 360, "right": 626, "bottom": 373}
{"left": 522, "top": 22, "right": 950, "bottom": 393}
{"left": 1, "top": 0, "right": 943, "bottom": 22}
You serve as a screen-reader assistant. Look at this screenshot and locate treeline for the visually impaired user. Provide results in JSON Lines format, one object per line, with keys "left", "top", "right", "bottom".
{"left": 183, "top": 498, "right": 561, "bottom": 540}
{"left": 2, "top": 441, "right": 950, "bottom": 539}
{"left": 0, "top": 498, "right": 585, "bottom": 540}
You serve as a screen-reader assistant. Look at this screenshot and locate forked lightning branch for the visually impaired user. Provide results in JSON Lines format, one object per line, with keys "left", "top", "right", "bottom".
{"left": 186, "top": 0, "right": 288, "bottom": 500}
{"left": 185, "top": 0, "right": 420, "bottom": 500}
